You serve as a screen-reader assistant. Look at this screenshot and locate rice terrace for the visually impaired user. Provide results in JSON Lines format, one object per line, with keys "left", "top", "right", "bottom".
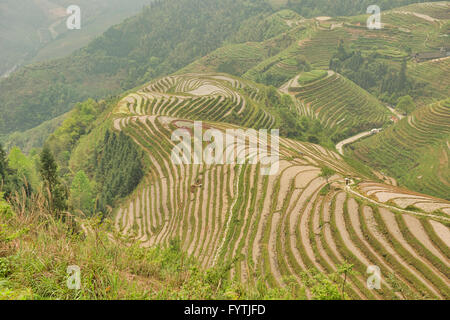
{"left": 0, "top": 0, "right": 449, "bottom": 303}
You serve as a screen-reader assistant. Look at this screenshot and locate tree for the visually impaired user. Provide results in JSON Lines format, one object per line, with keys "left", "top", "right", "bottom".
{"left": 39, "top": 146, "right": 67, "bottom": 215}
{"left": 319, "top": 166, "right": 335, "bottom": 185}
{"left": 396, "top": 95, "right": 416, "bottom": 116}
{"left": 7, "top": 147, "right": 39, "bottom": 190}
{"left": 0, "top": 143, "right": 21, "bottom": 197}
{"left": 399, "top": 58, "right": 407, "bottom": 89}
{"left": 0, "top": 143, "right": 7, "bottom": 183}
{"left": 336, "top": 262, "right": 355, "bottom": 300}
{"left": 70, "top": 170, "right": 94, "bottom": 215}
{"left": 300, "top": 270, "right": 342, "bottom": 300}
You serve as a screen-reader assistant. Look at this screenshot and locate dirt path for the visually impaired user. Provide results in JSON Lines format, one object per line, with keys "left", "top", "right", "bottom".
{"left": 386, "top": 105, "right": 404, "bottom": 120}
{"left": 336, "top": 131, "right": 373, "bottom": 155}
{"left": 347, "top": 186, "right": 449, "bottom": 222}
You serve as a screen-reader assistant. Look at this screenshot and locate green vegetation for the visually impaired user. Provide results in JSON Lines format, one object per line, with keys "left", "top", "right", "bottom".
{"left": 329, "top": 42, "right": 418, "bottom": 105}
{"left": 396, "top": 95, "right": 416, "bottom": 115}
{"left": 319, "top": 166, "right": 335, "bottom": 184}
{"left": 0, "top": 192, "right": 349, "bottom": 300}
{"left": 297, "top": 70, "right": 328, "bottom": 85}
{"left": 39, "top": 146, "right": 68, "bottom": 215}
{"left": 0, "top": 0, "right": 154, "bottom": 76}
{"left": 46, "top": 99, "right": 110, "bottom": 169}
{"left": 290, "top": 72, "right": 390, "bottom": 142}
{"left": 94, "top": 130, "right": 145, "bottom": 214}
{"left": 70, "top": 171, "right": 95, "bottom": 216}
{"left": 0, "top": 0, "right": 273, "bottom": 135}
{"left": 350, "top": 99, "right": 450, "bottom": 200}
{"left": 1, "top": 114, "right": 68, "bottom": 154}
{"left": 264, "top": 86, "right": 332, "bottom": 146}
{"left": 1, "top": 0, "right": 449, "bottom": 301}
{"left": 283, "top": 0, "right": 440, "bottom": 18}
{"left": 0, "top": 143, "right": 37, "bottom": 198}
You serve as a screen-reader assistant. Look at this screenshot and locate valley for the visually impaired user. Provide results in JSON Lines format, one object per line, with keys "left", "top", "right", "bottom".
{"left": 0, "top": 0, "right": 449, "bottom": 301}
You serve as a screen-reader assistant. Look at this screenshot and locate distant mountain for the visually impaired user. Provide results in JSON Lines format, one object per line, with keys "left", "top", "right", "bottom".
{"left": 0, "top": 0, "right": 153, "bottom": 77}
{"left": 0, "top": 0, "right": 273, "bottom": 136}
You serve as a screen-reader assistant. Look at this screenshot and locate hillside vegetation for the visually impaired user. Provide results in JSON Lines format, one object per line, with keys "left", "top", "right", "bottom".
{"left": 0, "top": 0, "right": 273, "bottom": 135}
{"left": 1, "top": 1, "right": 449, "bottom": 301}
{"left": 349, "top": 99, "right": 450, "bottom": 200}
{"left": 1, "top": 0, "right": 446, "bottom": 137}
{"left": 286, "top": 71, "right": 391, "bottom": 142}
{"left": 63, "top": 73, "right": 450, "bottom": 300}
{"left": 0, "top": 193, "right": 306, "bottom": 299}
{"left": 0, "top": 0, "right": 153, "bottom": 76}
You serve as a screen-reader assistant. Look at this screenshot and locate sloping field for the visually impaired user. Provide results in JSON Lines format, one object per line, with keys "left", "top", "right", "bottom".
{"left": 408, "top": 57, "right": 450, "bottom": 106}
{"left": 392, "top": 1, "right": 450, "bottom": 20}
{"left": 116, "top": 73, "right": 275, "bottom": 130}
{"left": 106, "top": 73, "right": 449, "bottom": 300}
{"left": 179, "top": 42, "right": 270, "bottom": 76}
{"left": 294, "top": 28, "right": 350, "bottom": 69}
{"left": 350, "top": 99, "right": 450, "bottom": 201}
{"left": 286, "top": 71, "right": 391, "bottom": 137}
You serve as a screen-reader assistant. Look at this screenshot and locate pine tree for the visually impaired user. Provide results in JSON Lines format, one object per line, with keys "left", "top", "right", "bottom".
{"left": 39, "top": 146, "right": 67, "bottom": 215}
{"left": 0, "top": 143, "right": 7, "bottom": 182}
{"left": 0, "top": 143, "right": 20, "bottom": 197}
{"left": 399, "top": 58, "right": 407, "bottom": 90}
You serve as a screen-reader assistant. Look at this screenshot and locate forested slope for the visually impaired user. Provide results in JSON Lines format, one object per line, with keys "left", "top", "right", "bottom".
{"left": 0, "top": 0, "right": 273, "bottom": 135}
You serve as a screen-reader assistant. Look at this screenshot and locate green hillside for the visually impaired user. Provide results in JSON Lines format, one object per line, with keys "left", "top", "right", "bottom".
{"left": 0, "top": 0, "right": 273, "bottom": 135}
{"left": 1, "top": 0, "right": 445, "bottom": 137}
{"left": 286, "top": 71, "right": 391, "bottom": 142}
{"left": 0, "top": 0, "right": 153, "bottom": 76}
{"left": 349, "top": 99, "right": 450, "bottom": 200}
{"left": 62, "top": 72, "right": 449, "bottom": 300}
{"left": 408, "top": 57, "right": 450, "bottom": 106}
{"left": 1, "top": 0, "right": 450, "bottom": 302}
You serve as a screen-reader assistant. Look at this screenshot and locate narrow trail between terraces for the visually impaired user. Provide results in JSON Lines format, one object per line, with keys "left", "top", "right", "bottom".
{"left": 346, "top": 186, "right": 450, "bottom": 222}
{"left": 336, "top": 131, "right": 373, "bottom": 155}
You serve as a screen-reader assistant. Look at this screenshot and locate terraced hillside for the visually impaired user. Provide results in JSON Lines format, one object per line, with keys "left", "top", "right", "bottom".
{"left": 392, "top": 1, "right": 450, "bottom": 20}
{"left": 283, "top": 71, "right": 391, "bottom": 140}
{"left": 350, "top": 99, "right": 450, "bottom": 201}
{"left": 408, "top": 57, "right": 450, "bottom": 106}
{"left": 182, "top": 2, "right": 449, "bottom": 93}
{"left": 85, "top": 73, "right": 450, "bottom": 300}
{"left": 115, "top": 73, "right": 275, "bottom": 130}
